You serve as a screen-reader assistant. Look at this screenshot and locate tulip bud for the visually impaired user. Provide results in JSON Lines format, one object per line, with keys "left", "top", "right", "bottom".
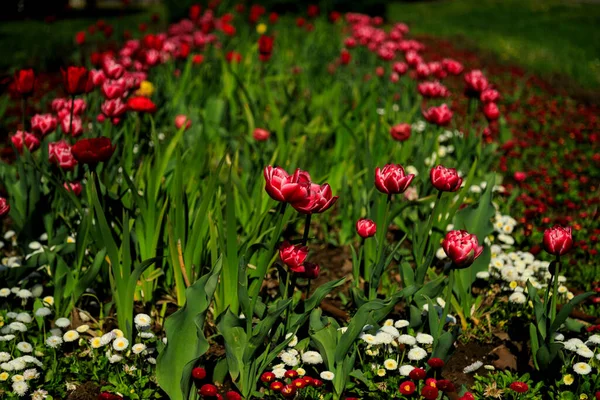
{"left": 442, "top": 230, "right": 484, "bottom": 269}
{"left": 253, "top": 128, "right": 270, "bottom": 141}
{"left": 464, "top": 69, "right": 488, "bottom": 96}
{"left": 61, "top": 66, "right": 92, "bottom": 95}
{"left": 64, "top": 182, "right": 83, "bottom": 197}
{"left": 483, "top": 102, "right": 500, "bottom": 121}
{"left": 356, "top": 218, "right": 376, "bottom": 238}
{"left": 374, "top": 164, "right": 414, "bottom": 195}
{"left": 14, "top": 69, "right": 35, "bottom": 96}
{"left": 299, "top": 262, "right": 320, "bottom": 279}
{"left": 430, "top": 165, "right": 462, "bottom": 192}
{"left": 543, "top": 225, "right": 573, "bottom": 256}
{"left": 390, "top": 123, "right": 411, "bottom": 141}
{"left": 192, "top": 367, "right": 206, "bottom": 380}
{"left": 175, "top": 115, "right": 192, "bottom": 130}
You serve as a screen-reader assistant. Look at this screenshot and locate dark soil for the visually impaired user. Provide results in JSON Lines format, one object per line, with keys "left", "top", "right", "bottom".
{"left": 67, "top": 381, "right": 100, "bottom": 400}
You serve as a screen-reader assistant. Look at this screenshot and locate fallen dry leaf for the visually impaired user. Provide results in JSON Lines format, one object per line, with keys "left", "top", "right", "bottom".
{"left": 491, "top": 344, "right": 517, "bottom": 370}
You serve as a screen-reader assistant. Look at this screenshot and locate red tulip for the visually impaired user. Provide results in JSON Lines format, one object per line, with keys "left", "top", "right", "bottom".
{"left": 101, "top": 80, "right": 126, "bottom": 99}
{"left": 427, "top": 357, "right": 445, "bottom": 368}
{"left": 226, "top": 51, "right": 242, "bottom": 63}
{"left": 31, "top": 114, "right": 58, "bottom": 136}
{"left": 14, "top": 69, "right": 35, "bottom": 96}
{"left": 269, "top": 12, "right": 279, "bottom": 24}
{"left": 340, "top": 49, "right": 351, "bottom": 65}
{"left": 258, "top": 35, "right": 274, "bottom": 62}
{"left": 442, "top": 230, "right": 484, "bottom": 269}
{"left": 253, "top": 128, "right": 270, "bottom": 141}
{"left": 11, "top": 131, "right": 40, "bottom": 153}
{"left": 408, "top": 368, "right": 426, "bottom": 380}
{"left": 514, "top": 171, "right": 526, "bottom": 182}
{"left": 61, "top": 66, "right": 91, "bottom": 95}
{"left": 418, "top": 81, "right": 450, "bottom": 98}
{"left": 329, "top": 11, "right": 341, "bottom": 23}
{"left": 480, "top": 88, "right": 500, "bottom": 103}
{"left": 199, "top": 384, "right": 218, "bottom": 397}
{"left": 423, "top": 104, "right": 453, "bottom": 126}
{"left": 374, "top": 164, "right": 414, "bottom": 195}
{"left": 49, "top": 140, "right": 78, "bottom": 170}
{"left": 483, "top": 102, "right": 500, "bottom": 121}
{"left": 392, "top": 62, "right": 408, "bottom": 75}
{"left": 192, "top": 54, "right": 205, "bottom": 65}
{"left": 430, "top": 165, "right": 463, "bottom": 192}
{"left": 279, "top": 241, "right": 308, "bottom": 273}
{"left": 405, "top": 50, "right": 422, "bottom": 67}
{"left": 175, "top": 115, "right": 192, "bottom": 130}
{"left": 543, "top": 226, "right": 573, "bottom": 256}
{"left": 64, "top": 181, "right": 82, "bottom": 196}
{"left": 356, "top": 218, "right": 376, "bottom": 238}
{"left": 189, "top": 4, "right": 201, "bottom": 20}
{"left": 307, "top": 4, "right": 319, "bottom": 18}
{"left": 290, "top": 183, "right": 338, "bottom": 214}
{"left": 51, "top": 98, "right": 68, "bottom": 112}
{"left": 509, "top": 382, "right": 529, "bottom": 393}
{"left": 101, "top": 98, "right": 128, "bottom": 120}
{"left": 390, "top": 123, "right": 411, "bottom": 141}
{"left": 398, "top": 381, "right": 416, "bottom": 395}
{"left": 464, "top": 69, "right": 489, "bottom": 96}
{"left": 298, "top": 262, "right": 320, "bottom": 279}
{"left": 71, "top": 137, "right": 115, "bottom": 165}
{"left": 61, "top": 115, "right": 83, "bottom": 137}
{"left": 0, "top": 198, "right": 10, "bottom": 217}
{"left": 263, "top": 166, "right": 311, "bottom": 203}
{"left": 192, "top": 367, "right": 206, "bottom": 380}
{"left": 75, "top": 31, "right": 86, "bottom": 45}
{"left": 421, "top": 386, "right": 439, "bottom": 400}
{"left": 442, "top": 58, "right": 463, "bottom": 75}
{"left": 127, "top": 96, "right": 157, "bottom": 113}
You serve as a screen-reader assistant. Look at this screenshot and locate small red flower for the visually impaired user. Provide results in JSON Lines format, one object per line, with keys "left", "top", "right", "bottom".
{"left": 398, "top": 380, "right": 416, "bottom": 395}
{"left": 260, "top": 372, "right": 275, "bottom": 383}
{"left": 11, "top": 131, "right": 40, "bottom": 153}
{"left": 408, "top": 367, "right": 426, "bottom": 380}
{"left": 464, "top": 69, "right": 489, "bottom": 96}
{"left": 175, "top": 115, "right": 192, "bottom": 130}
{"left": 192, "top": 367, "right": 206, "bottom": 380}
{"left": 340, "top": 49, "right": 351, "bottom": 65}
{"left": 427, "top": 357, "right": 445, "bottom": 368}
{"left": 509, "top": 381, "right": 529, "bottom": 393}
{"left": 192, "top": 54, "right": 205, "bottom": 65}
{"left": 75, "top": 31, "right": 86, "bottom": 45}
{"left": 436, "top": 379, "right": 455, "bottom": 392}
{"left": 127, "top": 96, "right": 157, "bottom": 113}
{"left": 64, "top": 182, "right": 83, "bottom": 197}
{"left": 421, "top": 385, "right": 439, "bottom": 400}
{"left": 258, "top": 35, "right": 274, "bottom": 62}
{"left": 253, "top": 128, "right": 270, "bottom": 141}
{"left": 269, "top": 381, "right": 284, "bottom": 391}
{"left": 198, "top": 384, "right": 218, "bottom": 397}
{"left": 225, "top": 392, "right": 241, "bottom": 400}
{"left": 280, "top": 385, "right": 296, "bottom": 398}
{"left": 390, "top": 123, "right": 411, "bottom": 141}
{"left": 14, "top": 69, "right": 35, "bottom": 96}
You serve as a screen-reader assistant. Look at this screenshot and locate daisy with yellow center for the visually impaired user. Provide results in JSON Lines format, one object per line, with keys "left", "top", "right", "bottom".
{"left": 43, "top": 296, "right": 54, "bottom": 306}
{"left": 90, "top": 337, "right": 103, "bottom": 349}
{"left": 563, "top": 374, "right": 574, "bottom": 385}
{"left": 376, "top": 368, "right": 386, "bottom": 377}
{"left": 0, "top": 372, "right": 8, "bottom": 381}
{"left": 256, "top": 23, "right": 267, "bottom": 34}
{"left": 112, "top": 329, "right": 124, "bottom": 338}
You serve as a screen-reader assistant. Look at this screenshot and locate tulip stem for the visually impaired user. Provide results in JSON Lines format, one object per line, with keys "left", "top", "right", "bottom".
{"left": 438, "top": 268, "right": 455, "bottom": 338}
{"left": 69, "top": 95, "right": 75, "bottom": 137}
{"left": 550, "top": 255, "right": 561, "bottom": 327}
{"left": 421, "top": 190, "right": 443, "bottom": 268}
{"left": 21, "top": 97, "right": 26, "bottom": 130}
{"left": 302, "top": 214, "right": 312, "bottom": 246}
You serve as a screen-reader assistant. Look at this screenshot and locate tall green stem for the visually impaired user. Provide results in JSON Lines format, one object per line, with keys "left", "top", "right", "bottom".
{"left": 550, "top": 255, "right": 561, "bottom": 323}
{"left": 421, "top": 190, "right": 443, "bottom": 267}
{"left": 438, "top": 269, "right": 455, "bottom": 338}
{"left": 302, "top": 214, "right": 312, "bottom": 246}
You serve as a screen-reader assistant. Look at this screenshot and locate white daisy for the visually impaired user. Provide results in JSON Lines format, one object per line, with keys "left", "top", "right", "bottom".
{"left": 134, "top": 313, "right": 151, "bottom": 329}
{"left": 285, "top": 333, "right": 298, "bottom": 347}
{"left": 45, "top": 336, "right": 63, "bottom": 348}
{"left": 63, "top": 330, "right": 79, "bottom": 343}
{"left": 573, "top": 362, "right": 592, "bottom": 375}
{"left": 16, "top": 290, "right": 32, "bottom": 299}
{"left": 0, "top": 352, "right": 11, "bottom": 362}
{"left": 108, "top": 354, "right": 123, "bottom": 364}
{"left": 0, "top": 288, "right": 10, "bottom": 297}
{"left": 576, "top": 346, "right": 594, "bottom": 358}
{"left": 379, "top": 326, "right": 400, "bottom": 338}
{"left": 397, "top": 334, "right": 416, "bottom": 346}
{"left": 113, "top": 337, "right": 129, "bottom": 352}
{"left": 399, "top": 365, "right": 415, "bottom": 376}
{"left": 320, "top": 371, "right": 335, "bottom": 381}
{"left": 416, "top": 333, "right": 433, "bottom": 345}
{"left": 407, "top": 347, "right": 427, "bottom": 361}
{"left": 34, "top": 308, "right": 52, "bottom": 318}
{"left": 509, "top": 292, "right": 527, "bottom": 304}
{"left": 280, "top": 352, "right": 299, "bottom": 367}
{"left": 272, "top": 367, "right": 286, "bottom": 379}
{"left": 23, "top": 369, "right": 39, "bottom": 380}
{"left": 383, "top": 359, "right": 398, "bottom": 370}
{"left": 375, "top": 332, "right": 394, "bottom": 345}
{"left": 16, "top": 342, "right": 32, "bottom": 353}
{"left": 301, "top": 351, "right": 323, "bottom": 365}
{"left": 54, "top": 318, "right": 70, "bottom": 328}
{"left": 132, "top": 343, "right": 147, "bottom": 355}
{"left": 394, "top": 320, "right": 409, "bottom": 329}
{"left": 12, "top": 380, "right": 29, "bottom": 396}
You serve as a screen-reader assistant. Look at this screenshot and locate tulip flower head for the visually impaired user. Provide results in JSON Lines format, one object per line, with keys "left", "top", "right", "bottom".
{"left": 127, "top": 96, "right": 157, "bottom": 113}
{"left": 423, "top": 104, "right": 453, "bottom": 126}
{"left": 279, "top": 241, "right": 309, "bottom": 274}
{"left": 390, "top": 123, "right": 411, "bottom": 141}
{"left": 442, "top": 230, "right": 484, "bottom": 269}
{"left": 253, "top": 128, "right": 270, "bottom": 141}
{"left": 290, "top": 183, "right": 338, "bottom": 214}
{"left": 264, "top": 166, "right": 311, "bottom": 203}
{"left": 430, "top": 165, "right": 463, "bottom": 192}
{"left": 61, "top": 66, "right": 92, "bottom": 95}
{"left": 31, "top": 114, "right": 58, "bottom": 136}
{"left": 71, "top": 137, "right": 115, "bottom": 165}
{"left": 356, "top": 218, "right": 376, "bottom": 238}
{"left": 0, "top": 197, "right": 10, "bottom": 217}
{"left": 374, "top": 164, "right": 414, "bottom": 195}
{"left": 11, "top": 131, "right": 40, "bottom": 154}
{"left": 258, "top": 35, "right": 274, "bottom": 62}
{"left": 49, "top": 140, "right": 78, "bottom": 170}
{"left": 14, "top": 69, "right": 35, "bottom": 96}
{"left": 543, "top": 225, "right": 573, "bottom": 256}
{"left": 175, "top": 114, "right": 192, "bottom": 130}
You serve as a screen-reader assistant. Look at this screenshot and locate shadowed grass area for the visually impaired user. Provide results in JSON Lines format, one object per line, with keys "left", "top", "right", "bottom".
{"left": 388, "top": 0, "right": 600, "bottom": 91}
{"left": 0, "top": 4, "right": 165, "bottom": 73}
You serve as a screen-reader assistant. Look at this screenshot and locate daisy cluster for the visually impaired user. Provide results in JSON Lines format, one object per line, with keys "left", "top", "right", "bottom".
{"left": 559, "top": 334, "right": 600, "bottom": 379}
{"left": 1, "top": 284, "right": 160, "bottom": 397}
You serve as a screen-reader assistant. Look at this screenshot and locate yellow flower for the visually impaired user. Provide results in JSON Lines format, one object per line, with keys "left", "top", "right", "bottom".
{"left": 90, "top": 337, "right": 102, "bottom": 349}
{"left": 256, "top": 23, "right": 267, "bottom": 34}
{"left": 509, "top": 281, "right": 518, "bottom": 290}
{"left": 136, "top": 81, "right": 155, "bottom": 97}
{"left": 563, "top": 374, "right": 574, "bottom": 385}
{"left": 296, "top": 368, "right": 306, "bottom": 376}
{"left": 376, "top": 368, "right": 386, "bottom": 377}
{"left": 43, "top": 296, "right": 54, "bottom": 306}
{"left": 580, "top": 395, "right": 588, "bottom": 400}
{"left": 112, "top": 329, "right": 124, "bottom": 338}
{"left": 0, "top": 372, "right": 8, "bottom": 381}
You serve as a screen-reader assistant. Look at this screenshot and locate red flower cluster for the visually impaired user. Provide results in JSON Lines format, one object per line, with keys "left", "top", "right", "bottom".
{"left": 260, "top": 370, "right": 323, "bottom": 398}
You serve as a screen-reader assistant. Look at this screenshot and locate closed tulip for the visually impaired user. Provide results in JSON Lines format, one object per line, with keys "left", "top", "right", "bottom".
{"left": 464, "top": 69, "right": 489, "bottom": 96}
{"left": 340, "top": 49, "right": 351, "bottom": 65}
{"left": 61, "top": 115, "right": 83, "bottom": 137}
{"left": 175, "top": 114, "right": 192, "bottom": 130}
{"left": 480, "top": 88, "right": 500, "bottom": 103}
{"left": 14, "top": 69, "right": 35, "bottom": 96}
{"left": 442, "top": 230, "right": 484, "bottom": 269}
{"left": 374, "top": 164, "right": 414, "bottom": 194}
{"left": 61, "top": 66, "right": 92, "bottom": 95}
{"left": 263, "top": 166, "right": 311, "bottom": 203}
{"left": 356, "top": 218, "right": 376, "bottom": 238}
{"left": 258, "top": 35, "right": 274, "bottom": 62}
{"left": 64, "top": 182, "right": 83, "bottom": 196}
{"left": 0, "top": 198, "right": 9, "bottom": 217}
{"left": 253, "top": 128, "right": 270, "bottom": 141}
{"left": 430, "top": 165, "right": 463, "bottom": 192}
{"left": 543, "top": 226, "right": 573, "bottom": 256}
{"left": 483, "top": 102, "right": 500, "bottom": 121}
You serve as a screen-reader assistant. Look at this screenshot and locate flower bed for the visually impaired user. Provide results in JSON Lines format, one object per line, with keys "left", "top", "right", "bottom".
{"left": 0, "top": 3, "right": 598, "bottom": 400}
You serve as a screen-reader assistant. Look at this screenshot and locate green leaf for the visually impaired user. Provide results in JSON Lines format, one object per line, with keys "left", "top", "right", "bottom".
{"left": 550, "top": 291, "right": 594, "bottom": 333}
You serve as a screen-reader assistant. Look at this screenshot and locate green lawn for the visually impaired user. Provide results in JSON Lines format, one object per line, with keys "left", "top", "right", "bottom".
{"left": 0, "top": 5, "right": 164, "bottom": 73}
{"left": 388, "top": 0, "right": 600, "bottom": 91}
